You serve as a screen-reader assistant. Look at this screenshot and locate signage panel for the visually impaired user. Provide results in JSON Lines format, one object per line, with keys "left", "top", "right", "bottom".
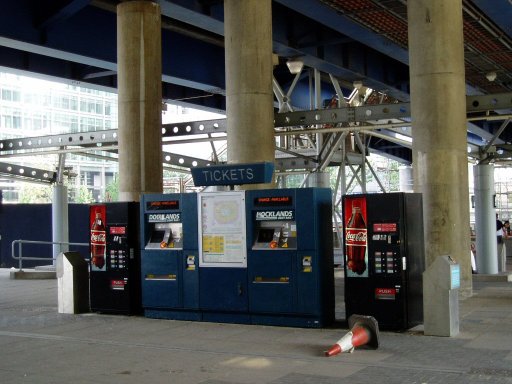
{"left": 191, "top": 162, "right": 274, "bottom": 186}
{"left": 198, "top": 191, "right": 247, "bottom": 268}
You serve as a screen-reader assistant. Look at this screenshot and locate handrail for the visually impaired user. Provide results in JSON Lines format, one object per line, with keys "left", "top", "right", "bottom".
{"left": 11, "top": 239, "right": 89, "bottom": 271}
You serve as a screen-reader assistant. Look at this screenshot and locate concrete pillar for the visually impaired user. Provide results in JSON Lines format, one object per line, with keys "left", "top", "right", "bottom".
{"left": 473, "top": 164, "right": 498, "bottom": 274}
{"left": 399, "top": 165, "right": 413, "bottom": 192}
{"left": 224, "top": 0, "right": 275, "bottom": 189}
{"left": 306, "top": 172, "right": 330, "bottom": 188}
{"left": 117, "top": 1, "right": 163, "bottom": 201}
{"left": 408, "top": 0, "right": 472, "bottom": 296}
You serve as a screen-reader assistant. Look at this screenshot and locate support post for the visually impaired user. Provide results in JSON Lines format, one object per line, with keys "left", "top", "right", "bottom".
{"left": 408, "top": 0, "right": 472, "bottom": 296}
{"left": 117, "top": 1, "right": 163, "bottom": 201}
{"left": 52, "top": 153, "right": 68, "bottom": 265}
{"left": 225, "top": 0, "right": 275, "bottom": 189}
{"left": 473, "top": 164, "right": 498, "bottom": 274}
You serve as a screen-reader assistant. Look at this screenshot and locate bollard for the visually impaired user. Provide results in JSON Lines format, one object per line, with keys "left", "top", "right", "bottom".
{"left": 423, "top": 255, "right": 460, "bottom": 336}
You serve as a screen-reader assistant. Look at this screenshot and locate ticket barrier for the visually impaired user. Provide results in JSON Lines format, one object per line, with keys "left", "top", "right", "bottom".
{"left": 140, "top": 193, "right": 200, "bottom": 320}
{"left": 246, "top": 188, "right": 335, "bottom": 327}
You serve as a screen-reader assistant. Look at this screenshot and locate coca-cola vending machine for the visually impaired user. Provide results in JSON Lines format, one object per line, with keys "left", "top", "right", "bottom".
{"left": 343, "top": 193, "right": 424, "bottom": 331}
{"left": 89, "top": 202, "right": 141, "bottom": 315}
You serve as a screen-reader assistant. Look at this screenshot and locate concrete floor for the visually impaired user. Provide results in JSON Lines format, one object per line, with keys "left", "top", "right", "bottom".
{"left": 1, "top": 267, "right": 512, "bottom": 384}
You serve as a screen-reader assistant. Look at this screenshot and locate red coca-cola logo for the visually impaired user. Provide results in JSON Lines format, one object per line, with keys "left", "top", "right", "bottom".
{"left": 345, "top": 229, "right": 367, "bottom": 244}
{"left": 91, "top": 231, "right": 106, "bottom": 244}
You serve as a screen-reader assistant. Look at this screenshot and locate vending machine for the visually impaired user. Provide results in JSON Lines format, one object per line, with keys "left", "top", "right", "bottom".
{"left": 343, "top": 193, "right": 424, "bottom": 331}
{"left": 89, "top": 202, "right": 141, "bottom": 315}
{"left": 140, "top": 193, "right": 200, "bottom": 320}
{"left": 246, "top": 188, "right": 335, "bottom": 327}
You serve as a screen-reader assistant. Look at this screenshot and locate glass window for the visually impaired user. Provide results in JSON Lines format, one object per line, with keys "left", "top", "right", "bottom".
{"left": 2, "top": 89, "right": 12, "bottom": 101}
{"left": 12, "top": 90, "right": 21, "bottom": 102}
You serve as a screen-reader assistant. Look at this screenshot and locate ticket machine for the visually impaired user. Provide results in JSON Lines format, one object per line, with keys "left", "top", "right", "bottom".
{"left": 140, "top": 193, "right": 200, "bottom": 320}
{"left": 246, "top": 188, "right": 334, "bottom": 327}
{"left": 197, "top": 191, "right": 250, "bottom": 324}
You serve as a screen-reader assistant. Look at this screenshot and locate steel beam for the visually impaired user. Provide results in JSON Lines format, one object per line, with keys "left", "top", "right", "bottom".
{"left": 0, "top": 130, "right": 118, "bottom": 153}
{"left": 0, "top": 162, "right": 56, "bottom": 183}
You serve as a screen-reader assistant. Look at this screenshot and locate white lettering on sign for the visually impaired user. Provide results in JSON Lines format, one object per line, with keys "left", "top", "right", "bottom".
{"left": 201, "top": 168, "right": 254, "bottom": 183}
{"left": 90, "top": 231, "right": 106, "bottom": 244}
{"left": 255, "top": 210, "right": 294, "bottom": 221}
{"left": 148, "top": 213, "right": 181, "bottom": 223}
{"left": 345, "top": 230, "right": 367, "bottom": 243}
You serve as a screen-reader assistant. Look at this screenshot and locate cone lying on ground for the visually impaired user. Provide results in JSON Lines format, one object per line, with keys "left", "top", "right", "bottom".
{"left": 324, "top": 314, "right": 380, "bottom": 357}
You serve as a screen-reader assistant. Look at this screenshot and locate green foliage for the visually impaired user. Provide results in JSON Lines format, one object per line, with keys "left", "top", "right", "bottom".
{"left": 18, "top": 184, "right": 52, "bottom": 203}
{"left": 284, "top": 174, "right": 306, "bottom": 188}
{"left": 75, "top": 185, "right": 95, "bottom": 203}
{"left": 105, "top": 175, "right": 119, "bottom": 202}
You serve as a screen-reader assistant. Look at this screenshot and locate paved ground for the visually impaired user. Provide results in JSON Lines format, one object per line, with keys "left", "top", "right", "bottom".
{"left": 1, "top": 268, "right": 512, "bottom": 384}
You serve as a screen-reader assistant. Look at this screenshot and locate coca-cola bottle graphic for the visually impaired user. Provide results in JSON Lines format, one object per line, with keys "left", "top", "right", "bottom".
{"left": 345, "top": 204, "right": 367, "bottom": 275}
{"left": 91, "top": 212, "right": 106, "bottom": 270}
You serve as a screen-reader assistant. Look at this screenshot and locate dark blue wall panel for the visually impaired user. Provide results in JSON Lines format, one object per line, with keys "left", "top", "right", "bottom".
{"left": 0, "top": 204, "right": 89, "bottom": 268}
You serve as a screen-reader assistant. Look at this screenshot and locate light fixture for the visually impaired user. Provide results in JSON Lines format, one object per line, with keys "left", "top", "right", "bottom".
{"left": 486, "top": 71, "right": 497, "bottom": 82}
{"left": 286, "top": 58, "right": 304, "bottom": 75}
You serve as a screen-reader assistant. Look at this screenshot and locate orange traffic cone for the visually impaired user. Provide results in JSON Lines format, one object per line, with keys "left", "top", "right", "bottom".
{"left": 324, "top": 314, "right": 380, "bottom": 357}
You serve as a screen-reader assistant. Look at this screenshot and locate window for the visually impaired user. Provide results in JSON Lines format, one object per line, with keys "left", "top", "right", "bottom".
{"left": 54, "top": 113, "right": 78, "bottom": 134}
{"left": 80, "top": 98, "right": 103, "bottom": 115}
{"left": 1, "top": 107, "right": 22, "bottom": 129}
{"left": 53, "top": 94, "right": 78, "bottom": 111}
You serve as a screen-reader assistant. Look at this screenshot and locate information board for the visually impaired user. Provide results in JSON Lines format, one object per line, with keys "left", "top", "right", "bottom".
{"left": 198, "top": 191, "right": 247, "bottom": 268}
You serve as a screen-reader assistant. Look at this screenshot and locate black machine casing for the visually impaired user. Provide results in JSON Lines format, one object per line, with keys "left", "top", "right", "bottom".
{"left": 343, "top": 193, "right": 424, "bottom": 331}
{"left": 89, "top": 202, "right": 141, "bottom": 315}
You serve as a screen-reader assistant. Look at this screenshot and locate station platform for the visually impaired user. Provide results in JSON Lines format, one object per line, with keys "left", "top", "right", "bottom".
{"left": 1, "top": 267, "right": 511, "bottom": 384}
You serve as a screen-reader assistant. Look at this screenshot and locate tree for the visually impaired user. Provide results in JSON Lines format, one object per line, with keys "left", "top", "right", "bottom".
{"left": 105, "top": 176, "right": 119, "bottom": 202}
{"left": 18, "top": 183, "right": 52, "bottom": 203}
{"left": 75, "top": 185, "right": 95, "bottom": 203}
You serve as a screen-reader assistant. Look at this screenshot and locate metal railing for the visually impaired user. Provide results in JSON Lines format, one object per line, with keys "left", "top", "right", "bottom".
{"left": 11, "top": 240, "right": 89, "bottom": 271}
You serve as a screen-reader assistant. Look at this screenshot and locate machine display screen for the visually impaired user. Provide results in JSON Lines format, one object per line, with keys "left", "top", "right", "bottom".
{"left": 254, "top": 196, "right": 293, "bottom": 207}
{"left": 146, "top": 200, "right": 179, "bottom": 211}
{"left": 373, "top": 222, "right": 397, "bottom": 232}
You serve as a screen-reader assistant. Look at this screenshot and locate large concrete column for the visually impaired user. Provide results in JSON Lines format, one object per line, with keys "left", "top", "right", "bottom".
{"left": 224, "top": 0, "right": 275, "bottom": 189}
{"left": 473, "top": 164, "right": 498, "bottom": 274}
{"left": 306, "top": 172, "right": 330, "bottom": 188}
{"left": 117, "top": 1, "right": 163, "bottom": 201}
{"left": 408, "top": 1, "right": 472, "bottom": 296}
{"left": 399, "top": 165, "right": 413, "bottom": 192}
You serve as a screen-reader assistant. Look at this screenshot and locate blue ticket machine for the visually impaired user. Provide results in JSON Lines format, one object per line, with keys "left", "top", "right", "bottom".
{"left": 197, "top": 191, "right": 250, "bottom": 323}
{"left": 140, "top": 193, "right": 200, "bottom": 320}
{"left": 245, "top": 188, "right": 335, "bottom": 327}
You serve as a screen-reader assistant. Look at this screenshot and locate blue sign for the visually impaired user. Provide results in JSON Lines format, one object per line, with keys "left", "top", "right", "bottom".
{"left": 191, "top": 162, "right": 274, "bottom": 186}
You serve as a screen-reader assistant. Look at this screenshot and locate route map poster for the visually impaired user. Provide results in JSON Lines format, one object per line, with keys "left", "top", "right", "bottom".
{"left": 198, "top": 191, "right": 247, "bottom": 268}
